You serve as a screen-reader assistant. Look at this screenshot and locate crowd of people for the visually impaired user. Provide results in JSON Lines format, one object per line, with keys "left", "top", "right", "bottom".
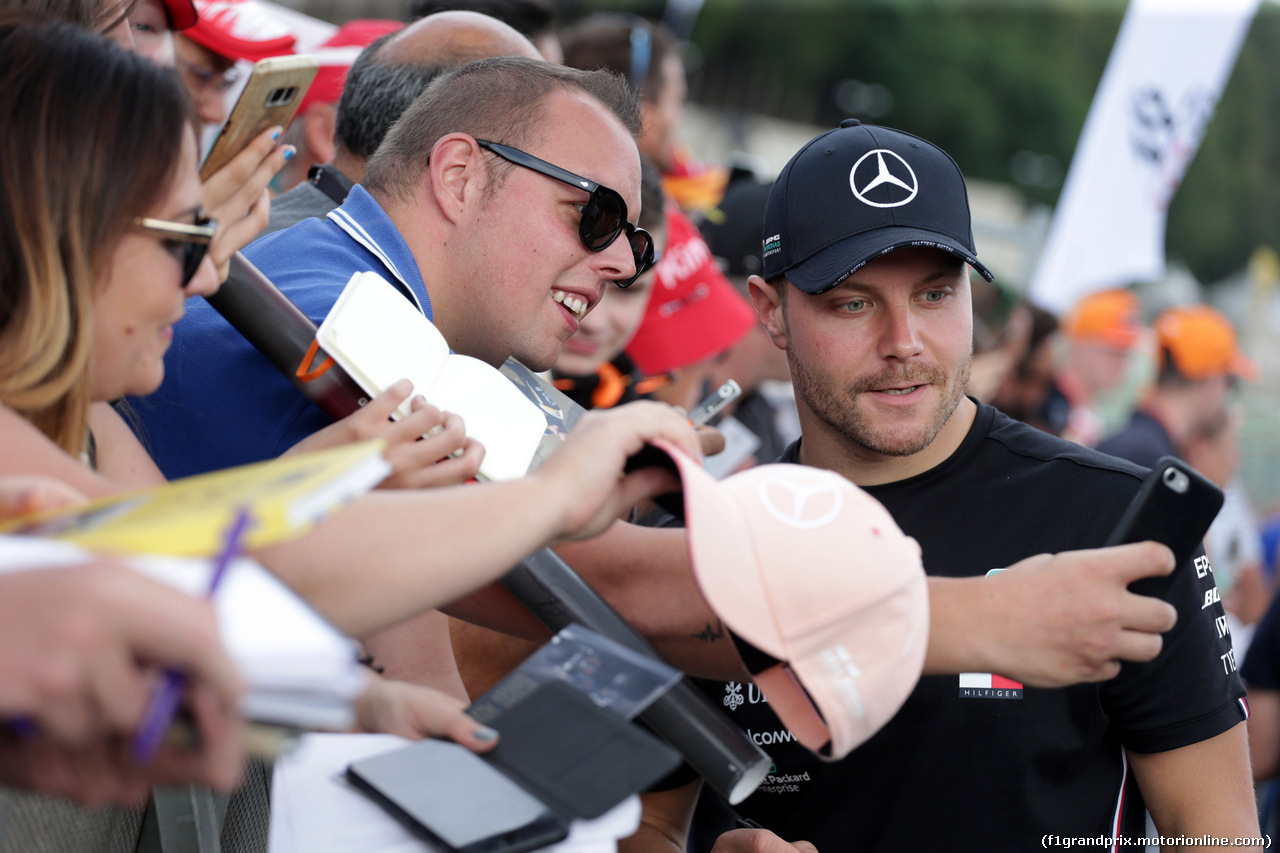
{"left": 0, "top": 0, "right": 1273, "bottom": 851}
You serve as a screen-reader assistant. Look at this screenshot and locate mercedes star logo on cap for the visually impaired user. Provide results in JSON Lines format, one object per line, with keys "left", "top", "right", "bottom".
{"left": 756, "top": 473, "right": 845, "bottom": 530}
{"left": 849, "top": 149, "right": 918, "bottom": 209}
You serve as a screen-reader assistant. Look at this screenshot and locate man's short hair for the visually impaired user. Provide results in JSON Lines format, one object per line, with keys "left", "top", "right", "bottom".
{"left": 363, "top": 56, "right": 640, "bottom": 203}
{"left": 771, "top": 275, "right": 790, "bottom": 307}
{"left": 334, "top": 33, "right": 446, "bottom": 160}
{"left": 559, "top": 14, "right": 679, "bottom": 104}
{"left": 638, "top": 156, "right": 664, "bottom": 233}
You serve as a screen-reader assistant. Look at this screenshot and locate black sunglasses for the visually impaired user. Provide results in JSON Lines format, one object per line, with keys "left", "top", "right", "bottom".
{"left": 133, "top": 211, "right": 217, "bottom": 289}
{"left": 475, "top": 139, "right": 655, "bottom": 288}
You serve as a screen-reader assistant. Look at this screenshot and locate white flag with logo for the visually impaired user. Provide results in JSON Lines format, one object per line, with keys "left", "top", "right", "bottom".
{"left": 1028, "top": 0, "right": 1259, "bottom": 314}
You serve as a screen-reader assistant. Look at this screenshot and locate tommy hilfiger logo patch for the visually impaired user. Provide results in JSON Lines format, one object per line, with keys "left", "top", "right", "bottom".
{"left": 958, "top": 672, "right": 1023, "bottom": 699}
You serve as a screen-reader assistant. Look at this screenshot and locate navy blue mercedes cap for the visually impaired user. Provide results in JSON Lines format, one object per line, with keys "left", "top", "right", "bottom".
{"left": 761, "top": 119, "right": 994, "bottom": 294}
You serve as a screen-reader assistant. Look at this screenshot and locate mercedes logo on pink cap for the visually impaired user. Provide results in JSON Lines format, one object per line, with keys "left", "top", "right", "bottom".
{"left": 756, "top": 473, "right": 844, "bottom": 530}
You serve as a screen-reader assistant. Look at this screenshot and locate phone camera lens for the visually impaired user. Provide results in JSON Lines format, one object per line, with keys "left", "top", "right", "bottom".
{"left": 1163, "top": 467, "right": 1190, "bottom": 494}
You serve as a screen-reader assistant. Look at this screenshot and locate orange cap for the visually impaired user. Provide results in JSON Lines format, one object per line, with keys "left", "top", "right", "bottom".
{"left": 1155, "top": 304, "right": 1256, "bottom": 382}
{"left": 1061, "top": 288, "right": 1144, "bottom": 350}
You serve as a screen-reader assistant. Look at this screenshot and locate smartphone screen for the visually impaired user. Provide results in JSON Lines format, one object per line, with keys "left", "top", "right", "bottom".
{"left": 346, "top": 739, "right": 566, "bottom": 853}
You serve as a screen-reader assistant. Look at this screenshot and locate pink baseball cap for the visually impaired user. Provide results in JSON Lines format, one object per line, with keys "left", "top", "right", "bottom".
{"left": 296, "top": 19, "right": 403, "bottom": 113}
{"left": 185, "top": 0, "right": 296, "bottom": 62}
{"left": 647, "top": 439, "right": 928, "bottom": 761}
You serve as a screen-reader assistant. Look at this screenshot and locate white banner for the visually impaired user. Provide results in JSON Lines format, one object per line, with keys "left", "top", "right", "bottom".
{"left": 1028, "top": 0, "right": 1259, "bottom": 314}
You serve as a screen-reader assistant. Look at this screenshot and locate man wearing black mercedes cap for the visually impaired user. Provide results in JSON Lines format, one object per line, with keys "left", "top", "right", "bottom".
{"left": 655, "top": 120, "right": 1256, "bottom": 853}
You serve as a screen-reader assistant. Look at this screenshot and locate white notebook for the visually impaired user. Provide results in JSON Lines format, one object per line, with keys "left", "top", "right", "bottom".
{"left": 0, "top": 536, "right": 366, "bottom": 731}
{"left": 315, "top": 271, "right": 548, "bottom": 482}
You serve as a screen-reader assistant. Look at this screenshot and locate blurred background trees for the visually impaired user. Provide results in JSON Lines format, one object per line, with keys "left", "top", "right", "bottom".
{"left": 543, "top": 0, "right": 1280, "bottom": 286}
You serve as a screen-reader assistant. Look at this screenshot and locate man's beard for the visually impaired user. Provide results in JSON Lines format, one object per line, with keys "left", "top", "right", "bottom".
{"left": 789, "top": 353, "right": 972, "bottom": 458}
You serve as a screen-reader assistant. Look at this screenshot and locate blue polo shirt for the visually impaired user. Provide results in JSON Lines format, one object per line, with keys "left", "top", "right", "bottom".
{"left": 132, "top": 186, "right": 434, "bottom": 479}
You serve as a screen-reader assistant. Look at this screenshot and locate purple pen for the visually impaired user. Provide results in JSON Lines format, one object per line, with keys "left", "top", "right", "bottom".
{"left": 131, "top": 507, "right": 252, "bottom": 763}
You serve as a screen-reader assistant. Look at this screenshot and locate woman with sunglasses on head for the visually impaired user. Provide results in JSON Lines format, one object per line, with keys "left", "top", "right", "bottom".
{"left": 0, "top": 12, "right": 214, "bottom": 468}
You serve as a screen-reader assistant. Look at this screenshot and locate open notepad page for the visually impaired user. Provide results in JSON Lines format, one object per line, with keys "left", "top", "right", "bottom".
{"left": 316, "top": 271, "right": 548, "bottom": 482}
{"left": 0, "top": 536, "right": 366, "bottom": 730}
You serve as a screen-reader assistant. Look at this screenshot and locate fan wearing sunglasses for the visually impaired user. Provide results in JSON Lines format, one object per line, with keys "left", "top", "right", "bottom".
{"left": 93, "top": 153, "right": 222, "bottom": 405}
{"left": 136, "top": 55, "right": 661, "bottom": 477}
{"left": 0, "top": 11, "right": 245, "bottom": 806}
{"left": 0, "top": 20, "right": 220, "bottom": 456}
{"left": 474, "top": 138, "right": 655, "bottom": 288}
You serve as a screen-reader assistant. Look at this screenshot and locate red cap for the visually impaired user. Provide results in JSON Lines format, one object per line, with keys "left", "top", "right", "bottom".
{"left": 296, "top": 19, "right": 403, "bottom": 113}
{"left": 185, "top": 0, "right": 296, "bottom": 62}
{"left": 160, "top": 0, "right": 198, "bottom": 31}
{"left": 625, "top": 206, "right": 757, "bottom": 375}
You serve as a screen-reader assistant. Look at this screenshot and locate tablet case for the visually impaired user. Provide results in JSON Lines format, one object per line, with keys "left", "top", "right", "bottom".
{"left": 480, "top": 680, "right": 680, "bottom": 820}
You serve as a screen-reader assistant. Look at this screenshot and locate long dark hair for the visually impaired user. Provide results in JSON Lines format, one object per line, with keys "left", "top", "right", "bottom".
{"left": 0, "top": 13, "right": 193, "bottom": 454}
{"left": 0, "top": 0, "right": 139, "bottom": 37}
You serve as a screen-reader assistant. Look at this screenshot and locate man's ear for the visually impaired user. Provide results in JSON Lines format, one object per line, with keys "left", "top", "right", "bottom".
{"left": 427, "top": 134, "right": 485, "bottom": 225}
{"left": 302, "top": 103, "right": 337, "bottom": 166}
{"left": 749, "top": 275, "right": 789, "bottom": 350}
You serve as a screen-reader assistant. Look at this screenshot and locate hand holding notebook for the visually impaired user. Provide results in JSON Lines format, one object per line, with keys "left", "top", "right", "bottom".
{"left": 316, "top": 272, "right": 548, "bottom": 482}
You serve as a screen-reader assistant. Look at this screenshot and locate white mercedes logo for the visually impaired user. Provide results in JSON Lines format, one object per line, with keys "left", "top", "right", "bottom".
{"left": 756, "top": 472, "right": 844, "bottom": 530}
{"left": 849, "top": 149, "right": 918, "bottom": 208}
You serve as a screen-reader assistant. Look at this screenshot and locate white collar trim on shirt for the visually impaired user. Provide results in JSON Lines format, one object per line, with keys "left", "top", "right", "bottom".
{"left": 326, "top": 207, "right": 426, "bottom": 317}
